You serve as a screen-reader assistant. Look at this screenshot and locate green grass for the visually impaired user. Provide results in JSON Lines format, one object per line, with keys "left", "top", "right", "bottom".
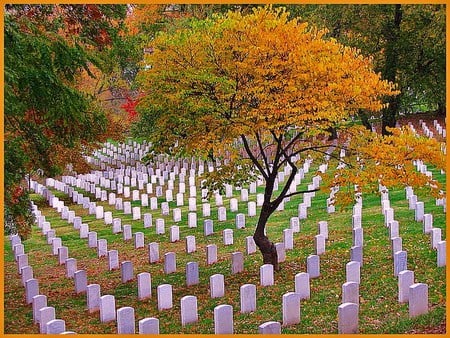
{"left": 3, "top": 151, "right": 446, "bottom": 334}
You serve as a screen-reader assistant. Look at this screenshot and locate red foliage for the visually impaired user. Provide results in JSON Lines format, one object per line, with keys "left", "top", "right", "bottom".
{"left": 120, "top": 95, "right": 141, "bottom": 121}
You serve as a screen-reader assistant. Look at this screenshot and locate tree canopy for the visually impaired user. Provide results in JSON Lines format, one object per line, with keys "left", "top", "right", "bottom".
{"left": 4, "top": 5, "right": 128, "bottom": 238}
{"left": 132, "top": 6, "right": 446, "bottom": 268}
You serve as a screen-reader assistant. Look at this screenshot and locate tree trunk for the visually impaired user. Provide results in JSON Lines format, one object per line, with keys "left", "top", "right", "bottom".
{"left": 381, "top": 4, "right": 402, "bottom": 136}
{"left": 357, "top": 109, "right": 372, "bottom": 131}
{"left": 253, "top": 207, "right": 279, "bottom": 270}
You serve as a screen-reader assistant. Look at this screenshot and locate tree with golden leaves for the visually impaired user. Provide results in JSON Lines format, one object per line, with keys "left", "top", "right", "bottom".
{"left": 135, "top": 6, "right": 444, "bottom": 269}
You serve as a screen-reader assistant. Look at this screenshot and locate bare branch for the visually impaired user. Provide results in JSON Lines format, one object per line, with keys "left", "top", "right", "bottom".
{"left": 241, "top": 134, "right": 269, "bottom": 180}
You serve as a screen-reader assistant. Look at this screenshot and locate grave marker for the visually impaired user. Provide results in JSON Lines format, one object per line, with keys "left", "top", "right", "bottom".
{"left": 232, "top": 252, "right": 244, "bottom": 274}
{"left": 338, "top": 303, "right": 359, "bottom": 334}
{"left": 100, "top": 295, "right": 116, "bottom": 323}
{"left": 137, "top": 272, "right": 152, "bottom": 300}
{"left": 74, "top": 270, "right": 87, "bottom": 294}
{"left": 210, "top": 274, "right": 225, "bottom": 298}
{"left": 409, "top": 283, "right": 428, "bottom": 318}
{"left": 214, "top": 305, "right": 233, "bottom": 334}
{"left": 157, "top": 284, "right": 173, "bottom": 311}
{"left": 181, "top": 295, "right": 198, "bottom": 326}
{"left": 398, "top": 270, "right": 414, "bottom": 303}
{"left": 117, "top": 307, "right": 135, "bottom": 334}
{"left": 139, "top": 318, "right": 159, "bottom": 334}
{"left": 240, "top": 284, "right": 257, "bottom": 313}
{"left": 282, "top": 292, "right": 301, "bottom": 326}
{"left": 87, "top": 284, "right": 101, "bottom": 313}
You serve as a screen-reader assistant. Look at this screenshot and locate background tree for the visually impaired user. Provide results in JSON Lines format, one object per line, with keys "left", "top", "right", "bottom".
{"left": 132, "top": 6, "right": 443, "bottom": 269}
{"left": 284, "top": 4, "right": 446, "bottom": 134}
{"left": 4, "top": 5, "right": 128, "bottom": 238}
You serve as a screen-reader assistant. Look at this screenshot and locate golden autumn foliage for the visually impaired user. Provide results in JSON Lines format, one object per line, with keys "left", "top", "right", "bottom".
{"left": 135, "top": 6, "right": 444, "bottom": 266}
{"left": 137, "top": 6, "right": 397, "bottom": 160}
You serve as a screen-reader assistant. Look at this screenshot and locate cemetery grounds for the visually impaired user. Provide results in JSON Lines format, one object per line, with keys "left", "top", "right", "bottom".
{"left": 3, "top": 116, "right": 446, "bottom": 334}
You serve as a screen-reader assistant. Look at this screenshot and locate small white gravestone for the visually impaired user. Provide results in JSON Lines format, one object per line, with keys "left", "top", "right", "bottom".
{"left": 157, "top": 284, "right": 173, "bottom": 311}
{"left": 248, "top": 202, "right": 257, "bottom": 217}
{"left": 290, "top": 217, "right": 300, "bottom": 233}
{"left": 137, "top": 272, "right": 151, "bottom": 300}
{"left": 223, "top": 229, "right": 234, "bottom": 245}
{"left": 155, "top": 219, "right": 165, "bottom": 235}
{"left": 246, "top": 236, "right": 257, "bottom": 255}
{"left": 139, "top": 317, "right": 159, "bottom": 334}
{"left": 259, "top": 321, "right": 281, "bottom": 334}
{"left": 97, "top": 239, "right": 108, "bottom": 258}
{"left": 283, "top": 228, "right": 294, "bottom": 250}
{"left": 260, "top": 264, "right": 274, "bottom": 287}
{"left": 188, "top": 212, "right": 197, "bottom": 228}
{"left": 236, "top": 213, "right": 245, "bottom": 229}
{"left": 294, "top": 272, "right": 310, "bottom": 300}
{"left": 65, "top": 258, "right": 77, "bottom": 278}
{"left": 206, "top": 244, "right": 217, "bottom": 265}
{"left": 121, "top": 261, "right": 133, "bottom": 283}
{"left": 240, "top": 284, "right": 257, "bottom": 313}
{"left": 315, "top": 235, "right": 326, "bottom": 255}
{"left": 186, "top": 235, "right": 196, "bottom": 253}
{"left": 307, "top": 255, "right": 320, "bottom": 278}
{"left": 170, "top": 226, "right": 180, "bottom": 243}
{"left": 25, "top": 278, "right": 39, "bottom": 304}
{"left": 338, "top": 302, "right": 359, "bottom": 333}
{"left": 39, "top": 307, "right": 55, "bottom": 334}
{"left": 181, "top": 295, "right": 198, "bottom": 326}
{"left": 74, "top": 270, "right": 87, "bottom": 294}
{"left": 437, "top": 240, "right": 446, "bottom": 267}
{"left": 204, "top": 219, "right": 214, "bottom": 236}
{"left": 87, "top": 284, "right": 101, "bottom": 313}
{"left": 32, "top": 294, "right": 47, "bottom": 323}
{"left": 186, "top": 262, "right": 199, "bottom": 286}
{"left": 393, "top": 251, "right": 407, "bottom": 276}
{"left": 143, "top": 213, "right": 152, "bottom": 228}
{"left": 173, "top": 208, "right": 182, "bottom": 222}
{"left": 431, "top": 228, "right": 442, "bottom": 249}
{"left": 398, "top": 270, "right": 414, "bottom": 303}
{"left": 214, "top": 304, "right": 233, "bottom": 334}
{"left": 232, "top": 252, "right": 244, "bottom": 274}
{"left": 282, "top": 292, "right": 301, "bottom": 326}
{"left": 99, "top": 295, "right": 116, "bottom": 323}
{"left": 409, "top": 283, "right": 428, "bottom": 318}
{"left": 210, "top": 274, "right": 225, "bottom": 298}
{"left": 117, "top": 307, "right": 135, "bottom": 334}
{"left": 346, "top": 261, "right": 361, "bottom": 284}
{"left": 148, "top": 242, "right": 159, "bottom": 263}
{"left": 164, "top": 252, "right": 176, "bottom": 274}
{"left": 342, "top": 281, "right": 359, "bottom": 304}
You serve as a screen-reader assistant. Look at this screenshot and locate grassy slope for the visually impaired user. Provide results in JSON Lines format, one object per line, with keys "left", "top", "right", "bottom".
{"left": 3, "top": 147, "right": 446, "bottom": 334}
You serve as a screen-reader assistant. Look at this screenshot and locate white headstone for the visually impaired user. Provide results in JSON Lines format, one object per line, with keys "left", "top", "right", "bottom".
{"left": 157, "top": 284, "right": 173, "bottom": 311}
{"left": 87, "top": 284, "right": 101, "bottom": 313}
{"left": 282, "top": 292, "right": 301, "bottom": 326}
{"left": 409, "top": 283, "right": 428, "bottom": 318}
{"left": 210, "top": 274, "right": 225, "bottom": 298}
{"left": 338, "top": 302, "right": 359, "bottom": 333}
{"left": 137, "top": 272, "right": 152, "bottom": 300}
{"left": 398, "top": 270, "right": 414, "bottom": 303}
{"left": 214, "top": 304, "right": 233, "bottom": 334}
{"left": 260, "top": 264, "right": 274, "bottom": 287}
{"left": 181, "top": 295, "right": 198, "bottom": 326}
{"left": 100, "top": 295, "right": 116, "bottom": 323}
{"left": 240, "top": 284, "right": 257, "bottom": 313}
{"left": 117, "top": 307, "right": 135, "bottom": 334}
{"left": 138, "top": 318, "right": 159, "bottom": 334}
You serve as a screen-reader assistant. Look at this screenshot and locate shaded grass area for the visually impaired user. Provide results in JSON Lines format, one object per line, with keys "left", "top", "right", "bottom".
{"left": 4, "top": 156, "right": 446, "bottom": 334}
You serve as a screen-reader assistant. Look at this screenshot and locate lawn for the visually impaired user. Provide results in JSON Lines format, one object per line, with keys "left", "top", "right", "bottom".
{"left": 3, "top": 138, "right": 446, "bottom": 334}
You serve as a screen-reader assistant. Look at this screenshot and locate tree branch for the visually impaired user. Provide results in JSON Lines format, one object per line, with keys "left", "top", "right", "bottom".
{"left": 255, "top": 131, "right": 270, "bottom": 173}
{"left": 241, "top": 134, "right": 269, "bottom": 180}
